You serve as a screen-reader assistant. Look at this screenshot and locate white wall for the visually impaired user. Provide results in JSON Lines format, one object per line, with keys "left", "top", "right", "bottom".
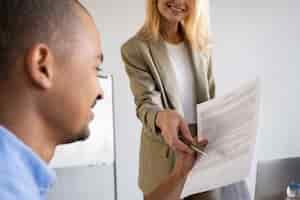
{"left": 210, "top": 0, "right": 300, "bottom": 161}
{"left": 48, "top": 166, "right": 115, "bottom": 200}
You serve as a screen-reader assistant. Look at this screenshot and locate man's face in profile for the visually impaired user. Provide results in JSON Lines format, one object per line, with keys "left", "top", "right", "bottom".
{"left": 48, "top": 8, "right": 104, "bottom": 145}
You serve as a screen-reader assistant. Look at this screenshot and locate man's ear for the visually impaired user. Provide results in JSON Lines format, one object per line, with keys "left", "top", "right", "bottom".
{"left": 25, "top": 44, "right": 54, "bottom": 89}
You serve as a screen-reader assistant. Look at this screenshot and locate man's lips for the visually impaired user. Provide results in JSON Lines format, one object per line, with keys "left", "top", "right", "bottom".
{"left": 89, "top": 110, "right": 95, "bottom": 121}
{"left": 91, "top": 100, "right": 97, "bottom": 109}
{"left": 90, "top": 99, "right": 98, "bottom": 121}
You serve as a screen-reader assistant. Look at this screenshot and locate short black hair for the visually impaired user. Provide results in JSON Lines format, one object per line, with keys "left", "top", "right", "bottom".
{"left": 0, "top": 0, "right": 87, "bottom": 80}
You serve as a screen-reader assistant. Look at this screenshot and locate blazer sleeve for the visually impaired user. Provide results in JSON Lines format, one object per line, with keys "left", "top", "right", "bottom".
{"left": 121, "top": 39, "right": 163, "bottom": 135}
{"left": 207, "top": 55, "right": 216, "bottom": 99}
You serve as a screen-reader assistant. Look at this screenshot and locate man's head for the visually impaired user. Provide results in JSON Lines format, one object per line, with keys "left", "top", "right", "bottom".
{"left": 0, "top": 0, "right": 103, "bottom": 145}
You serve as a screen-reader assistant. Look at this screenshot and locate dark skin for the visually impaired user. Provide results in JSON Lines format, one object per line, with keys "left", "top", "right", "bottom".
{"left": 0, "top": 3, "right": 208, "bottom": 200}
{"left": 0, "top": 43, "right": 63, "bottom": 162}
{"left": 0, "top": 3, "right": 104, "bottom": 163}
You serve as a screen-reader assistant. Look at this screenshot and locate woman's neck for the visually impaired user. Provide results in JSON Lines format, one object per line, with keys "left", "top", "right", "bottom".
{"left": 160, "top": 20, "right": 184, "bottom": 44}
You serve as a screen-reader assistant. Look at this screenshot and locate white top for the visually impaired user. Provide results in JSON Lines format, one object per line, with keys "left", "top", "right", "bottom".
{"left": 165, "top": 42, "right": 197, "bottom": 124}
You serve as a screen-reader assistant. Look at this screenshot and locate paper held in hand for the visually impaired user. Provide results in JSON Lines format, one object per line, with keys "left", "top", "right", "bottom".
{"left": 181, "top": 79, "right": 260, "bottom": 198}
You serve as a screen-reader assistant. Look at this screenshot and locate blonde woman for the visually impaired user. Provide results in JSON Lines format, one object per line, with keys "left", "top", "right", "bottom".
{"left": 122, "top": 0, "right": 217, "bottom": 199}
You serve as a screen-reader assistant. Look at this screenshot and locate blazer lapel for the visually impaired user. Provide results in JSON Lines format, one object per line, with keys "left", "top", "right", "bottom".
{"left": 186, "top": 43, "right": 210, "bottom": 103}
{"left": 148, "top": 38, "right": 184, "bottom": 116}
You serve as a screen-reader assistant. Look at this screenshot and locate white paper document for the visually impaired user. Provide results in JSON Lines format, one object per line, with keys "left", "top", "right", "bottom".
{"left": 181, "top": 79, "right": 260, "bottom": 198}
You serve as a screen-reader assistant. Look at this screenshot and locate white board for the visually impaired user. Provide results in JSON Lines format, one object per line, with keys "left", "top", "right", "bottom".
{"left": 50, "top": 76, "right": 114, "bottom": 168}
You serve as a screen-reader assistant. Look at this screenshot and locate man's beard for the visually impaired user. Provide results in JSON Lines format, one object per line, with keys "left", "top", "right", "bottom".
{"left": 63, "top": 126, "right": 91, "bottom": 144}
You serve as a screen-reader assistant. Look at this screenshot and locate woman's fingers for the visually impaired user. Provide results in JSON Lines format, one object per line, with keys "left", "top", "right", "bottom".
{"left": 173, "top": 138, "right": 193, "bottom": 154}
{"left": 170, "top": 125, "right": 194, "bottom": 154}
{"left": 179, "top": 120, "right": 194, "bottom": 143}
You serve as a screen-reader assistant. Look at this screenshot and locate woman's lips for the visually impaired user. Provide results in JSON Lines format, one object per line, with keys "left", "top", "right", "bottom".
{"left": 167, "top": 3, "right": 186, "bottom": 12}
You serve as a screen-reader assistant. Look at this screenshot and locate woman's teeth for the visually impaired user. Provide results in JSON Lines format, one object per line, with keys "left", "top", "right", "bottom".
{"left": 167, "top": 4, "right": 185, "bottom": 12}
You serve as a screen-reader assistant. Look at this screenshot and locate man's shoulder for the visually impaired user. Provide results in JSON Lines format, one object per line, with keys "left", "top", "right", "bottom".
{"left": 0, "top": 130, "right": 43, "bottom": 200}
{"left": 0, "top": 136, "right": 39, "bottom": 199}
{"left": 0, "top": 170, "right": 40, "bottom": 200}
{"left": 0, "top": 133, "right": 21, "bottom": 173}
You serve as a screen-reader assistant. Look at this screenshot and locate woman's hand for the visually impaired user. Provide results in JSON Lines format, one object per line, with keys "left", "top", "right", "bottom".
{"left": 156, "top": 110, "right": 195, "bottom": 154}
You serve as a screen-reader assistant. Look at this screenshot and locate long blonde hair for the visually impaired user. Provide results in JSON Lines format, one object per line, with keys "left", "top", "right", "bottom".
{"left": 140, "top": 0, "right": 211, "bottom": 52}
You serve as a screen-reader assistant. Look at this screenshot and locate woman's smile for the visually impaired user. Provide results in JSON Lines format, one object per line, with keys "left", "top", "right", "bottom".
{"left": 166, "top": 2, "right": 187, "bottom": 15}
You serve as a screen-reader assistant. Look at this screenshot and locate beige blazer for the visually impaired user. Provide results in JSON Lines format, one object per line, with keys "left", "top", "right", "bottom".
{"left": 121, "top": 33, "right": 215, "bottom": 194}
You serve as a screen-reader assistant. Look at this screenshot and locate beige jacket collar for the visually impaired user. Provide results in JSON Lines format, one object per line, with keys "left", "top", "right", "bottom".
{"left": 148, "top": 37, "right": 209, "bottom": 117}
